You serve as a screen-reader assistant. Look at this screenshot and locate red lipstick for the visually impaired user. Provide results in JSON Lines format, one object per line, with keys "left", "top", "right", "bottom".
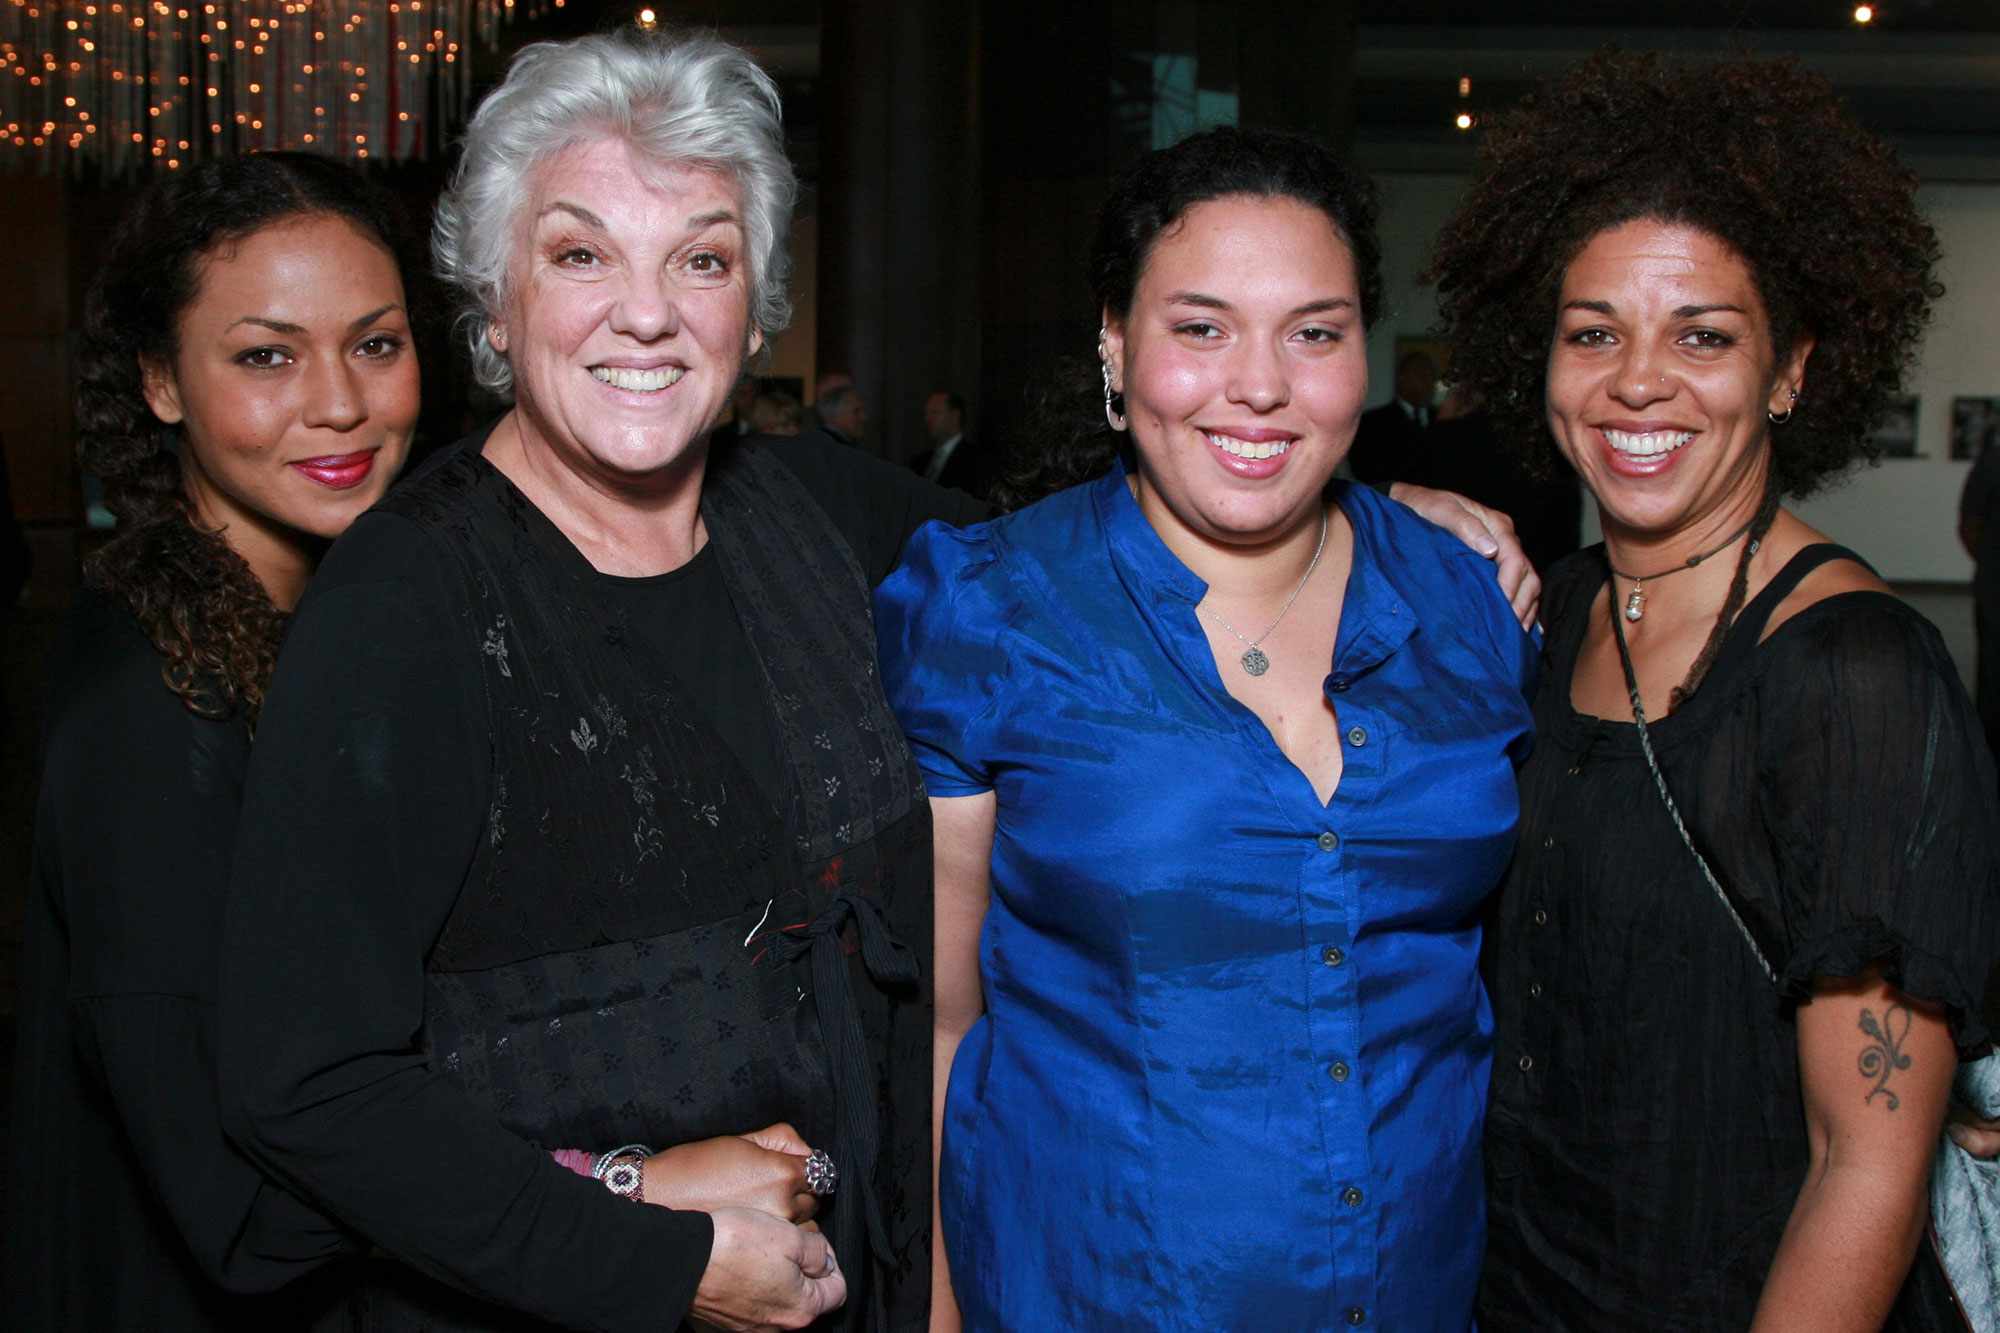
{"left": 291, "top": 450, "right": 377, "bottom": 490}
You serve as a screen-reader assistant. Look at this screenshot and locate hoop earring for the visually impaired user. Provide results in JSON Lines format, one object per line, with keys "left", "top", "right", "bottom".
{"left": 1098, "top": 325, "right": 1126, "bottom": 432}
{"left": 1768, "top": 387, "right": 1798, "bottom": 426}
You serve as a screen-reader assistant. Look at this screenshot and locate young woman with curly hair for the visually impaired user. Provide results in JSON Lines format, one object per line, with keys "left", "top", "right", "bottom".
{"left": 1428, "top": 52, "right": 2000, "bottom": 1330}
{"left": 6, "top": 152, "right": 421, "bottom": 1329}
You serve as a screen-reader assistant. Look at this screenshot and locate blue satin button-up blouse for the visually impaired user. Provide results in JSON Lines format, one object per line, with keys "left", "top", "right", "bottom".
{"left": 876, "top": 467, "right": 1537, "bottom": 1332}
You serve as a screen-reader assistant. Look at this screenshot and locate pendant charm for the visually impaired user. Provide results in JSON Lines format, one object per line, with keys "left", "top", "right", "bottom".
{"left": 1623, "top": 585, "right": 1645, "bottom": 623}
{"left": 1240, "top": 646, "right": 1271, "bottom": 676}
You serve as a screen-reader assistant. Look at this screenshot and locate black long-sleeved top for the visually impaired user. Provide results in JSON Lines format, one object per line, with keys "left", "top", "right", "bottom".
{"left": 216, "top": 430, "right": 983, "bottom": 1331}
{"left": 6, "top": 592, "right": 358, "bottom": 1330}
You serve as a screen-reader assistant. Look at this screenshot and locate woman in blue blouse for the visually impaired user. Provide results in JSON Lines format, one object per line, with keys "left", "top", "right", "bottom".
{"left": 876, "top": 128, "right": 1538, "bottom": 1331}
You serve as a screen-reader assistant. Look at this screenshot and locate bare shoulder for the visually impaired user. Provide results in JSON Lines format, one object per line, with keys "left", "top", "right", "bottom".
{"left": 1758, "top": 514, "right": 1894, "bottom": 642}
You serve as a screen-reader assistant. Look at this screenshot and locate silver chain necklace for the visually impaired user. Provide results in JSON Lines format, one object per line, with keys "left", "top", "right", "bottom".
{"left": 1199, "top": 508, "right": 1329, "bottom": 677}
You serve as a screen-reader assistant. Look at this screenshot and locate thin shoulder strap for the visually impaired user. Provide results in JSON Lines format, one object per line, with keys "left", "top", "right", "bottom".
{"left": 1712, "top": 543, "right": 1878, "bottom": 677}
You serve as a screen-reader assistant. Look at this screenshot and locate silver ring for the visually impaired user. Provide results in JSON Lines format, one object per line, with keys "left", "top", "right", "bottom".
{"left": 804, "top": 1148, "right": 838, "bottom": 1197}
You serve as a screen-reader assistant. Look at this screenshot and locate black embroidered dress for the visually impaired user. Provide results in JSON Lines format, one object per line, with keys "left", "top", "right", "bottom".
{"left": 219, "top": 431, "right": 983, "bottom": 1331}
{"left": 1480, "top": 546, "right": 2000, "bottom": 1332}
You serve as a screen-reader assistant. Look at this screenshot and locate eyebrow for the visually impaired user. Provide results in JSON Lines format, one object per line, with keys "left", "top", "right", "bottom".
{"left": 1164, "top": 291, "right": 1355, "bottom": 316}
{"left": 684, "top": 208, "right": 741, "bottom": 231}
{"left": 225, "top": 303, "right": 404, "bottom": 336}
{"left": 536, "top": 202, "right": 742, "bottom": 234}
{"left": 537, "top": 201, "right": 608, "bottom": 229}
{"left": 1561, "top": 299, "right": 1748, "bottom": 319}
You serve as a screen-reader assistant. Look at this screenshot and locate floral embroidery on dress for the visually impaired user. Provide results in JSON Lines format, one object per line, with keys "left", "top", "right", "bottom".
{"left": 570, "top": 716, "right": 598, "bottom": 756}
{"left": 488, "top": 770, "right": 509, "bottom": 851}
{"left": 593, "top": 692, "right": 630, "bottom": 742}
{"left": 632, "top": 814, "right": 664, "bottom": 862}
{"left": 620, "top": 746, "right": 659, "bottom": 808}
{"left": 481, "top": 618, "right": 514, "bottom": 678}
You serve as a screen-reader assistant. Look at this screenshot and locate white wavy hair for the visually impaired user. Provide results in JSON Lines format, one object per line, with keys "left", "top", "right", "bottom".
{"left": 433, "top": 29, "right": 798, "bottom": 397}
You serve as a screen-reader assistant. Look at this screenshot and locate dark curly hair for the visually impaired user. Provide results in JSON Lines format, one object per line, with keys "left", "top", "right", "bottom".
{"left": 79, "top": 152, "right": 419, "bottom": 722}
{"left": 998, "top": 126, "right": 1384, "bottom": 508}
{"left": 1425, "top": 50, "right": 1941, "bottom": 498}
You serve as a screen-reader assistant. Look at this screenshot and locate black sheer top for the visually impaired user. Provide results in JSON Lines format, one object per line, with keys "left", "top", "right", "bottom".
{"left": 1480, "top": 545, "right": 2000, "bottom": 1331}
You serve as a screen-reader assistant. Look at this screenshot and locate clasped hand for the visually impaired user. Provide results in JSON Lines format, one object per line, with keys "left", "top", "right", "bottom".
{"left": 650, "top": 1123, "right": 844, "bottom": 1332}
{"left": 646, "top": 1121, "right": 823, "bottom": 1224}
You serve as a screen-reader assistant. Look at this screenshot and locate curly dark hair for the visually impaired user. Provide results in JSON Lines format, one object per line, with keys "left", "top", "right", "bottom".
{"left": 997, "top": 126, "right": 1384, "bottom": 508}
{"left": 79, "top": 152, "right": 420, "bottom": 721}
{"left": 1425, "top": 50, "right": 1941, "bottom": 498}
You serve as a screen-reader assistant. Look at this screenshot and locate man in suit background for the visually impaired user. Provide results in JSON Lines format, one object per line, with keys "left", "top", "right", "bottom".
{"left": 1349, "top": 351, "right": 1439, "bottom": 485}
{"left": 814, "top": 382, "right": 868, "bottom": 447}
{"left": 911, "top": 390, "right": 989, "bottom": 496}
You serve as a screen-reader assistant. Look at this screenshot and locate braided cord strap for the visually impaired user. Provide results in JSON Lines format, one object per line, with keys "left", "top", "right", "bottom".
{"left": 1607, "top": 576, "right": 1777, "bottom": 985}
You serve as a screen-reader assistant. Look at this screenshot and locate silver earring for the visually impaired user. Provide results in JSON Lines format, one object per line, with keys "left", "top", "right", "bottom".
{"left": 1098, "top": 326, "right": 1126, "bottom": 432}
{"left": 1768, "top": 387, "right": 1799, "bottom": 426}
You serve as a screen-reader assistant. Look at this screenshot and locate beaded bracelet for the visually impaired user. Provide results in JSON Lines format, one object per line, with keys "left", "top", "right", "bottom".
{"left": 591, "top": 1143, "right": 653, "bottom": 1204}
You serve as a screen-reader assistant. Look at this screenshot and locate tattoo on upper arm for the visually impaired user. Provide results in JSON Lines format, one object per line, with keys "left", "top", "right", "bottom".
{"left": 1858, "top": 1005, "right": 1914, "bottom": 1110}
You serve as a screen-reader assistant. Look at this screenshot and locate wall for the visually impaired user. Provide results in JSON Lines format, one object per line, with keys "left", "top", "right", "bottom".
{"left": 1367, "top": 173, "right": 2000, "bottom": 583}
{"left": 0, "top": 171, "right": 82, "bottom": 607}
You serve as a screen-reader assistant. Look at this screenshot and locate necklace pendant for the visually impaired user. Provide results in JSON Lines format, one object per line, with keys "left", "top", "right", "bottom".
{"left": 1624, "top": 584, "right": 1646, "bottom": 623}
{"left": 1240, "top": 646, "right": 1271, "bottom": 677}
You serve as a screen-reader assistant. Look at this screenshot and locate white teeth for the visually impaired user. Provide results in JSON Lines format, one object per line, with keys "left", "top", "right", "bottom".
{"left": 591, "top": 365, "right": 686, "bottom": 392}
{"left": 1604, "top": 428, "right": 1694, "bottom": 457}
{"left": 1206, "top": 431, "right": 1291, "bottom": 460}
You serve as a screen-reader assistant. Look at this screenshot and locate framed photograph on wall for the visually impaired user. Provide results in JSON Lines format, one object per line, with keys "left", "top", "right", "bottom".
{"left": 1870, "top": 395, "right": 1921, "bottom": 459}
{"left": 1951, "top": 396, "right": 2000, "bottom": 461}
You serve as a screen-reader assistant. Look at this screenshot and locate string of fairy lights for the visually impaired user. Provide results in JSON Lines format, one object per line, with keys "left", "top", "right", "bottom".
{"left": 0, "top": 0, "right": 561, "bottom": 173}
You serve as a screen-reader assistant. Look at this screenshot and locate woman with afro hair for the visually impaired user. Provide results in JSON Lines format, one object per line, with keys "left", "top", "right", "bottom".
{"left": 1429, "top": 51, "right": 2000, "bottom": 1330}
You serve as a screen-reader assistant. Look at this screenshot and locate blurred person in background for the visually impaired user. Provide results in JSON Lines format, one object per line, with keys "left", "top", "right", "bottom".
{"left": 750, "top": 387, "right": 806, "bottom": 436}
{"left": 1347, "top": 349, "right": 1437, "bottom": 484}
{"left": 815, "top": 380, "right": 867, "bottom": 447}
{"left": 911, "top": 390, "right": 988, "bottom": 497}
{"left": 1959, "top": 437, "right": 2000, "bottom": 763}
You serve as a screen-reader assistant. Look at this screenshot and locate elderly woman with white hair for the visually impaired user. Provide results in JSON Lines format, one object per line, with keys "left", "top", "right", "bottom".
{"left": 215, "top": 29, "right": 983, "bottom": 1332}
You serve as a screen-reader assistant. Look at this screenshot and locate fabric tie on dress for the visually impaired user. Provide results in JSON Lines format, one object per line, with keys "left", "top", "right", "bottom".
{"left": 771, "top": 893, "right": 919, "bottom": 1329}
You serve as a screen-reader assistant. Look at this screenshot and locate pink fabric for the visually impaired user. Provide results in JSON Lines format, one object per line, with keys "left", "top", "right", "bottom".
{"left": 550, "top": 1148, "right": 597, "bottom": 1179}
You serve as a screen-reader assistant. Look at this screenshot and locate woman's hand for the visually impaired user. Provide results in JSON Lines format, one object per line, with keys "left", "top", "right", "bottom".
{"left": 1386, "top": 482, "right": 1541, "bottom": 628}
{"left": 689, "top": 1206, "right": 845, "bottom": 1332}
{"left": 646, "top": 1123, "right": 819, "bottom": 1223}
